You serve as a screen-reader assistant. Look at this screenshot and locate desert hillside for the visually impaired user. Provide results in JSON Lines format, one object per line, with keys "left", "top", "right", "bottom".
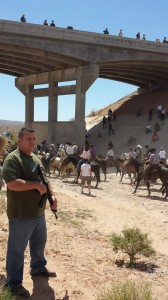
{"left": 0, "top": 120, "right": 24, "bottom": 135}
{"left": 85, "top": 90, "right": 168, "bottom": 157}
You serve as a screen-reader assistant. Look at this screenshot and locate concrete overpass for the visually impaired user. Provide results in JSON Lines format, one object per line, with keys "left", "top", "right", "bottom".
{"left": 1, "top": 19, "right": 168, "bottom": 146}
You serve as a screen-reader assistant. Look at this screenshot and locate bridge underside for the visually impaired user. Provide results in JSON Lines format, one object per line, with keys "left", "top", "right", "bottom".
{"left": 100, "top": 61, "right": 168, "bottom": 87}
{"left": 0, "top": 42, "right": 168, "bottom": 88}
{"left": 0, "top": 43, "right": 86, "bottom": 77}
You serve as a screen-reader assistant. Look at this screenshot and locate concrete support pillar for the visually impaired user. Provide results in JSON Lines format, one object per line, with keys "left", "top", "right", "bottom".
{"left": 15, "top": 65, "right": 99, "bottom": 148}
{"left": 25, "top": 85, "right": 34, "bottom": 128}
{"left": 75, "top": 77, "right": 86, "bottom": 147}
{"left": 48, "top": 76, "right": 58, "bottom": 143}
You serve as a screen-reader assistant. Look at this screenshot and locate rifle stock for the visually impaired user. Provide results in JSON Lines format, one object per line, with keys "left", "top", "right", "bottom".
{"left": 32, "top": 163, "right": 58, "bottom": 219}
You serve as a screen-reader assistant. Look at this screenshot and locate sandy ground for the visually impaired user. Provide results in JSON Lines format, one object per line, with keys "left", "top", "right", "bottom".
{"left": 1, "top": 170, "right": 168, "bottom": 300}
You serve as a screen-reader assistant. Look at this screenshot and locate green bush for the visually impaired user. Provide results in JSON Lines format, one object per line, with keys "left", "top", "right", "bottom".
{"left": 97, "top": 280, "right": 153, "bottom": 300}
{"left": 0, "top": 287, "right": 16, "bottom": 300}
{"left": 110, "top": 227, "right": 155, "bottom": 266}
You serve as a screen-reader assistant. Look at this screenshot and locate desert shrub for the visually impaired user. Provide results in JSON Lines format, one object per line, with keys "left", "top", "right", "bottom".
{"left": 0, "top": 275, "right": 16, "bottom": 300}
{"left": 97, "top": 280, "right": 153, "bottom": 300}
{"left": 110, "top": 227, "right": 155, "bottom": 266}
{"left": 0, "top": 287, "right": 16, "bottom": 300}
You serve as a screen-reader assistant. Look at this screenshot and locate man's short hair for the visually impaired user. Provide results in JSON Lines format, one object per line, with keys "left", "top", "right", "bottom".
{"left": 18, "top": 127, "right": 34, "bottom": 138}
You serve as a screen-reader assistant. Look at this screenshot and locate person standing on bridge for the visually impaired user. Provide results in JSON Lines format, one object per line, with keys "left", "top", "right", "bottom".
{"left": 103, "top": 28, "right": 109, "bottom": 34}
{"left": 50, "top": 20, "right": 56, "bottom": 27}
{"left": 142, "top": 33, "right": 146, "bottom": 40}
{"left": 43, "top": 19, "right": 48, "bottom": 26}
{"left": 20, "top": 14, "right": 26, "bottom": 23}
{"left": 118, "top": 29, "right": 123, "bottom": 37}
{"left": 136, "top": 32, "right": 140, "bottom": 39}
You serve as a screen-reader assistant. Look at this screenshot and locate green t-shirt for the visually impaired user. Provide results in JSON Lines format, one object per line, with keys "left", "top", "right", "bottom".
{"left": 2, "top": 149, "right": 46, "bottom": 219}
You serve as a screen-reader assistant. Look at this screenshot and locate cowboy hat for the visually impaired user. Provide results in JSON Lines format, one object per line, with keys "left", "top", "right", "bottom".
{"left": 136, "top": 144, "right": 142, "bottom": 149}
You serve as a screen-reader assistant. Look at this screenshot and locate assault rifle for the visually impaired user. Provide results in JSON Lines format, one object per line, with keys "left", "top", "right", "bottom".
{"left": 32, "top": 163, "right": 58, "bottom": 219}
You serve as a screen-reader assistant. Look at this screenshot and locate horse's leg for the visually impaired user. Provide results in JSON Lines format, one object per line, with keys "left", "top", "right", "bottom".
{"left": 116, "top": 166, "right": 121, "bottom": 176}
{"left": 128, "top": 172, "right": 132, "bottom": 184}
{"left": 166, "top": 182, "right": 168, "bottom": 198}
{"left": 58, "top": 168, "right": 61, "bottom": 177}
{"left": 74, "top": 169, "right": 79, "bottom": 183}
{"left": 102, "top": 166, "right": 107, "bottom": 181}
{"left": 146, "top": 180, "right": 150, "bottom": 196}
{"left": 61, "top": 167, "right": 66, "bottom": 179}
{"left": 160, "top": 183, "right": 164, "bottom": 191}
{"left": 95, "top": 171, "right": 100, "bottom": 188}
{"left": 119, "top": 169, "right": 125, "bottom": 182}
{"left": 93, "top": 166, "right": 100, "bottom": 188}
{"left": 161, "top": 182, "right": 168, "bottom": 198}
{"left": 132, "top": 173, "right": 142, "bottom": 193}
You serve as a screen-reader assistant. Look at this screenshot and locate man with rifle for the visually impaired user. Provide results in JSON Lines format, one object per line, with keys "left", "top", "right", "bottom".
{"left": 2, "top": 127, "right": 57, "bottom": 298}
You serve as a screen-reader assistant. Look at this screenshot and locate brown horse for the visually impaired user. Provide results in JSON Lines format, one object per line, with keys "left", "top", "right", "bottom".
{"left": 97, "top": 155, "right": 124, "bottom": 175}
{"left": 119, "top": 160, "right": 137, "bottom": 183}
{"left": 128, "top": 158, "right": 168, "bottom": 197}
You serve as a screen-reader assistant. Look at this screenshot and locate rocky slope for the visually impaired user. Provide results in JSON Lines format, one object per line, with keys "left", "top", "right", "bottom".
{"left": 85, "top": 90, "right": 168, "bottom": 157}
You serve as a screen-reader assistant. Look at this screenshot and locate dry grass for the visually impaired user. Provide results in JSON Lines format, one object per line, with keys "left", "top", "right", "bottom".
{"left": 0, "top": 191, "right": 6, "bottom": 216}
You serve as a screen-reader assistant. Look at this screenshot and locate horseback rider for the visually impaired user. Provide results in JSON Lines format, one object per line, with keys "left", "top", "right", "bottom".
{"left": 144, "top": 145, "right": 150, "bottom": 159}
{"left": 128, "top": 147, "right": 136, "bottom": 160}
{"left": 49, "top": 144, "right": 57, "bottom": 160}
{"left": 135, "top": 145, "right": 143, "bottom": 161}
{"left": 89, "top": 144, "right": 96, "bottom": 160}
{"left": 77, "top": 146, "right": 91, "bottom": 170}
{"left": 143, "top": 148, "right": 160, "bottom": 182}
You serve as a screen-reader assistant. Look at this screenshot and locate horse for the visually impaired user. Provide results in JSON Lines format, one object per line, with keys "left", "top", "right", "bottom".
{"left": 119, "top": 159, "right": 137, "bottom": 183}
{"left": 97, "top": 155, "right": 123, "bottom": 175}
{"left": 48, "top": 156, "right": 62, "bottom": 176}
{"left": 60, "top": 156, "right": 100, "bottom": 187}
{"left": 127, "top": 158, "right": 168, "bottom": 197}
{"left": 94, "top": 157, "right": 107, "bottom": 180}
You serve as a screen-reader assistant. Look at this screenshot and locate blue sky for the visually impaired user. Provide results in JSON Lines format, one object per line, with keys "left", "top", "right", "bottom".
{"left": 0, "top": 0, "right": 167, "bottom": 121}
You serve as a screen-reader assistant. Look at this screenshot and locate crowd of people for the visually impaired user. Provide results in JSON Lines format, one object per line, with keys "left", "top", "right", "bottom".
{"left": 101, "top": 108, "right": 116, "bottom": 136}
{"left": 142, "top": 104, "right": 168, "bottom": 142}
{"left": 0, "top": 122, "right": 168, "bottom": 298}
{"left": 19, "top": 15, "right": 167, "bottom": 43}
{"left": 127, "top": 144, "right": 167, "bottom": 182}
